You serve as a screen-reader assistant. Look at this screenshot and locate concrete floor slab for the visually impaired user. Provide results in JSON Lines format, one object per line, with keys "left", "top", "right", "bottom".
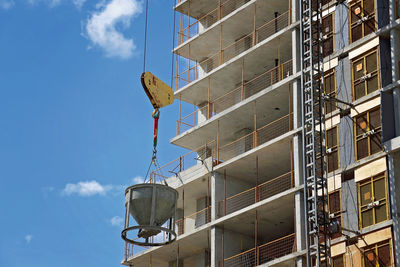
{"left": 172, "top": 74, "right": 298, "bottom": 150}
{"left": 175, "top": 0, "right": 289, "bottom": 61}
{"left": 175, "top": 23, "right": 295, "bottom": 106}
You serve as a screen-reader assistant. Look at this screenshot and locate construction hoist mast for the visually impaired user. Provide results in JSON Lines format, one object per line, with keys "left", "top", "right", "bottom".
{"left": 300, "top": 0, "right": 330, "bottom": 266}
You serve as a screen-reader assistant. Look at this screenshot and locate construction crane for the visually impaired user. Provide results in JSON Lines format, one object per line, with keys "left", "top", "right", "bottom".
{"left": 300, "top": 0, "right": 330, "bottom": 266}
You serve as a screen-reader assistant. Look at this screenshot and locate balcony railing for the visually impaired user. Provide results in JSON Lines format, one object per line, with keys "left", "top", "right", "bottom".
{"left": 218, "top": 171, "right": 293, "bottom": 217}
{"left": 150, "top": 141, "right": 216, "bottom": 182}
{"left": 157, "top": 114, "right": 293, "bottom": 185}
{"left": 174, "top": 10, "right": 291, "bottom": 91}
{"left": 217, "top": 113, "right": 293, "bottom": 163}
{"left": 176, "top": 206, "right": 212, "bottom": 235}
{"left": 177, "top": 0, "right": 254, "bottom": 46}
{"left": 223, "top": 233, "right": 296, "bottom": 267}
{"left": 176, "top": 59, "right": 293, "bottom": 135}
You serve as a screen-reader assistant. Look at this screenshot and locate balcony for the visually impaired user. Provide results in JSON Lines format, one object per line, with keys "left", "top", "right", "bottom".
{"left": 218, "top": 171, "right": 294, "bottom": 217}
{"left": 177, "top": 0, "right": 255, "bottom": 46}
{"left": 176, "top": 59, "right": 293, "bottom": 135}
{"left": 223, "top": 233, "right": 296, "bottom": 266}
{"left": 174, "top": 10, "right": 292, "bottom": 91}
{"left": 176, "top": 206, "right": 212, "bottom": 235}
{"left": 216, "top": 113, "right": 293, "bottom": 163}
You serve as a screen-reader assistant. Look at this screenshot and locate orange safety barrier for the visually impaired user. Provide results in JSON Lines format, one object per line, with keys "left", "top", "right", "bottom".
{"left": 218, "top": 171, "right": 293, "bottom": 216}
{"left": 176, "top": 59, "right": 293, "bottom": 135}
{"left": 223, "top": 233, "right": 296, "bottom": 266}
{"left": 174, "top": 10, "right": 291, "bottom": 91}
{"left": 176, "top": 206, "right": 212, "bottom": 235}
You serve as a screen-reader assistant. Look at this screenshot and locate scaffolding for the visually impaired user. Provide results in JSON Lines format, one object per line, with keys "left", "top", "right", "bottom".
{"left": 300, "top": 0, "right": 330, "bottom": 266}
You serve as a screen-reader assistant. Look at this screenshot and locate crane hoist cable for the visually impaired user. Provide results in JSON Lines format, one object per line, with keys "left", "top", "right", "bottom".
{"left": 140, "top": 0, "right": 175, "bottom": 182}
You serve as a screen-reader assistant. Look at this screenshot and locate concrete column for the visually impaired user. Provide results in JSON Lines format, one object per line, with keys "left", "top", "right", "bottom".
{"left": 211, "top": 171, "right": 224, "bottom": 220}
{"left": 387, "top": 152, "right": 400, "bottom": 267}
{"left": 291, "top": 5, "right": 305, "bottom": 264}
{"left": 211, "top": 226, "right": 223, "bottom": 267}
{"left": 388, "top": 3, "right": 400, "bottom": 265}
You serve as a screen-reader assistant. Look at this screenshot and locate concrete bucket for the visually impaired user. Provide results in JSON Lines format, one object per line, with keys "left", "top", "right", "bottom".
{"left": 121, "top": 183, "right": 178, "bottom": 246}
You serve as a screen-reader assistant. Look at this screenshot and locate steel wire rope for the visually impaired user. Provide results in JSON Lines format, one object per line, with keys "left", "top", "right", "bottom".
{"left": 142, "top": 0, "right": 149, "bottom": 72}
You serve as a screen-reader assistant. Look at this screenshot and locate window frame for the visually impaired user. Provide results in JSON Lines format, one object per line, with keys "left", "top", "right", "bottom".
{"left": 326, "top": 126, "right": 340, "bottom": 172}
{"left": 354, "top": 107, "right": 382, "bottom": 160}
{"left": 362, "top": 240, "right": 392, "bottom": 267}
{"left": 328, "top": 189, "right": 342, "bottom": 239}
{"left": 322, "top": 12, "right": 335, "bottom": 58}
{"left": 351, "top": 48, "right": 380, "bottom": 101}
{"left": 357, "top": 172, "right": 389, "bottom": 229}
{"left": 349, "top": 0, "right": 377, "bottom": 43}
{"left": 324, "top": 68, "right": 337, "bottom": 114}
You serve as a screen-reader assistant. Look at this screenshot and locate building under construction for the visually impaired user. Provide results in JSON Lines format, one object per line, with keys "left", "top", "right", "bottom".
{"left": 122, "top": 0, "right": 400, "bottom": 266}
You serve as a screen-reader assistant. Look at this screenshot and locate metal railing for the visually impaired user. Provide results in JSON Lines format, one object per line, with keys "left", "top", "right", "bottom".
{"left": 124, "top": 232, "right": 170, "bottom": 260}
{"left": 174, "top": 10, "right": 291, "bottom": 91}
{"left": 124, "top": 241, "right": 135, "bottom": 261}
{"left": 175, "top": 65, "right": 198, "bottom": 92}
{"left": 217, "top": 113, "right": 293, "bottom": 163}
{"left": 176, "top": 206, "right": 212, "bottom": 235}
{"left": 176, "top": 59, "right": 293, "bottom": 135}
{"left": 177, "top": 0, "right": 254, "bottom": 46}
{"left": 159, "top": 114, "right": 292, "bottom": 182}
{"left": 218, "top": 171, "right": 293, "bottom": 216}
{"left": 223, "top": 233, "right": 296, "bottom": 267}
{"left": 150, "top": 141, "right": 216, "bottom": 182}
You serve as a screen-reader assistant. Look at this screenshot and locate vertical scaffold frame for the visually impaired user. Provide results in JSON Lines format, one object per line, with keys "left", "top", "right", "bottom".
{"left": 299, "top": 0, "right": 330, "bottom": 266}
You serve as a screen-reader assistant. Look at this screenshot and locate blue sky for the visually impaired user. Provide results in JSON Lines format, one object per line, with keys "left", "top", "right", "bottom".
{"left": 0, "top": 0, "right": 188, "bottom": 266}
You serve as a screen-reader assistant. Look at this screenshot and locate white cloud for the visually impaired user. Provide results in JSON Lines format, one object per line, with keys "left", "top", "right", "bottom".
{"left": 62, "top": 180, "right": 112, "bottom": 196}
{"left": 72, "top": 0, "right": 85, "bottom": 9}
{"left": 25, "top": 234, "right": 33, "bottom": 244}
{"left": 132, "top": 176, "right": 144, "bottom": 184}
{"left": 0, "top": 0, "right": 15, "bottom": 9}
{"left": 27, "top": 0, "right": 60, "bottom": 7}
{"left": 85, "top": 0, "right": 142, "bottom": 59}
{"left": 110, "top": 216, "right": 124, "bottom": 227}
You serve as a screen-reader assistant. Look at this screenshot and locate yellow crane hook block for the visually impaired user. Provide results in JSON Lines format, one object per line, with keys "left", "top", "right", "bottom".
{"left": 141, "top": 72, "right": 174, "bottom": 109}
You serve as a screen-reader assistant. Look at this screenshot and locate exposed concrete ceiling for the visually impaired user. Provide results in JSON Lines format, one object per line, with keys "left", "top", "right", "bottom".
{"left": 216, "top": 191, "right": 295, "bottom": 244}
{"left": 171, "top": 78, "right": 293, "bottom": 150}
{"left": 175, "top": 0, "right": 290, "bottom": 61}
{"left": 175, "top": 28, "right": 293, "bottom": 107}
{"left": 218, "top": 136, "right": 293, "bottom": 183}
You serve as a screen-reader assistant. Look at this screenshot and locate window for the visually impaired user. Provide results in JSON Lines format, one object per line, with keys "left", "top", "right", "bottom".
{"left": 322, "top": 255, "right": 344, "bottom": 267}
{"left": 352, "top": 48, "right": 380, "bottom": 100}
{"left": 324, "top": 69, "right": 337, "bottom": 114}
{"left": 363, "top": 240, "right": 392, "bottom": 267}
{"left": 350, "top": 0, "right": 376, "bottom": 43}
{"left": 354, "top": 107, "right": 382, "bottom": 160}
{"left": 326, "top": 127, "right": 339, "bottom": 172}
{"left": 323, "top": 13, "right": 334, "bottom": 57}
{"left": 358, "top": 172, "right": 388, "bottom": 229}
{"left": 332, "top": 255, "right": 344, "bottom": 267}
{"left": 328, "top": 190, "right": 342, "bottom": 239}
